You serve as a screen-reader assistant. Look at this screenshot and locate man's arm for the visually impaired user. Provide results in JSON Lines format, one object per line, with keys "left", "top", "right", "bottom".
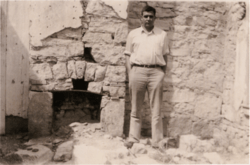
{"left": 125, "top": 55, "right": 131, "bottom": 80}
{"left": 162, "top": 54, "right": 168, "bottom": 73}
{"left": 124, "top": 31, "right": 133, "bottom": 80}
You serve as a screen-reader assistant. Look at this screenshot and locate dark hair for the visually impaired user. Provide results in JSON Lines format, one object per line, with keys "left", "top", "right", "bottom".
{"left": 141, "top": 6, "right": 156, "bottom": 16}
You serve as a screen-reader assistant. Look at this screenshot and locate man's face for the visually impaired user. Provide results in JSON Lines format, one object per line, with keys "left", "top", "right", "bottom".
{"left": 141, "top": 11, "right": 156, "bottom": 28}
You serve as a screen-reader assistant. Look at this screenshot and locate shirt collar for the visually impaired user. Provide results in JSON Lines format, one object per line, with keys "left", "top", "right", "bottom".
{"left": 140, "top": 26, "right": 155, "bottom": 34}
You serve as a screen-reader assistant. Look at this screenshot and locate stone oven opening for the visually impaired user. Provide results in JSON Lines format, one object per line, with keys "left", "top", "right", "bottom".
{"left": 52, "top": 76, "right": 103, "bottom": 131}
{"left": 52, "top": 91, "right": 102, "bottom": 131}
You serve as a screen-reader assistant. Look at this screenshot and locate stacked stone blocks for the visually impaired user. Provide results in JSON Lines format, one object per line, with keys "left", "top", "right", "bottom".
{"left": 82, "top": 0, "right": 129, "bottom": 137}
{"left": 28, "top": 0, "right": 128, "bottom": 137}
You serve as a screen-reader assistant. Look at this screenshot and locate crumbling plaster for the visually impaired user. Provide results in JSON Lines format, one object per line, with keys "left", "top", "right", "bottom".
{"left": 101, "top": 0, "right": 128, "bottom": 19}
{"left": 29, "top": 1, "right": 83, "bottom": 46}
{"left": 29, "top": 0, "right": 128, "bottom": 47}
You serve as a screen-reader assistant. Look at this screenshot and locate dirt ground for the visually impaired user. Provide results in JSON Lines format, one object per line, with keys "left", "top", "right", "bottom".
{"left": 0, "top": 120, "right": 249, "bottom": 165}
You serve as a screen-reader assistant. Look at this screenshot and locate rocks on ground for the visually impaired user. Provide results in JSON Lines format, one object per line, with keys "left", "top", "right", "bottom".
{"left": 0, "top": 134, "right": 30, "bottom": 159}
{"left": 158, "top": 136, "right": 180, "bottom": 150}
{"left": 53, "top": 140, "right": 74, "bottom": 162}
{"left": 203, "top": 152, "right": 225, "bottom": 164}
{"left": 104, "top": 134, "right": 113, "bottom": 139}
{"left": 3, "top": 144, "right": 54, "bottom": 165}
{"left": 131, "top": 143, "right": 148, "bottom": 155}
{"left": 1, "top": 122, "right": 248, "bottom": 165}
{"left": 0, "top": 153, "right": 23, "bottom": 165}
{"left": 148, "top": 150, "right": 172, "bottom": 163}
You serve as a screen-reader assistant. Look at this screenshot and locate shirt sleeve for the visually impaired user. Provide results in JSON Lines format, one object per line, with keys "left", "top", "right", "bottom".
{"left": 162, "top": 32, "right": 170, "bottom": 56}
{"left": 124, "top": 31, "right": 133, "bottom": 56}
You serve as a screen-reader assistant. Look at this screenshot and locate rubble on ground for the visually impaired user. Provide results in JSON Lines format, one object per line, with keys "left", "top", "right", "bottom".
{"left": 0, "top": 121, "right": 248, "bottom": 164}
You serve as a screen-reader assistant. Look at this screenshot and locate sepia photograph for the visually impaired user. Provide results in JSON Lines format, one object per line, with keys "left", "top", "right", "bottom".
{"left": 0, "top": 0, "right": 249, "bottom": 164}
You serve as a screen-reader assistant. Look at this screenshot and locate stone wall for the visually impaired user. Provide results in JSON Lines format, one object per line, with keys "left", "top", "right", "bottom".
{"left": 29, "top": 1, "right": 85, "bottom": 91}
{"left": 214, "top": 1, "right": 249, "bottom": 155}
{"left": 28, "top": 0, "right": 127, "bottom": 137}
{"left": 125, "top": 0, "right": 249, "bottom": 155}
{"left": 82, "top": 0, "right": 128, "bottom": 137}
{"left": 26, "top": 0, "right": 248, "bottom": 153}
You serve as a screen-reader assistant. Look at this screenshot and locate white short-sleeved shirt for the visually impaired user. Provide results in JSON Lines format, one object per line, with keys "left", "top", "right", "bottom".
{"left": 124, "top": 26, "right": 169, "bottom": 66}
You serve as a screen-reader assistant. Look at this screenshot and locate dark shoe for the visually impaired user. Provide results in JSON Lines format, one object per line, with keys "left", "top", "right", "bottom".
{"left": 124, "top": 141, "right": 134, "bottom": 149}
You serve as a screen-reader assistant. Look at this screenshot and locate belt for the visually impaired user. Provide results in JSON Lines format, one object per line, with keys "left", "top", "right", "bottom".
{"left": 132, "top": 64, "right": 161, "bottom": 68}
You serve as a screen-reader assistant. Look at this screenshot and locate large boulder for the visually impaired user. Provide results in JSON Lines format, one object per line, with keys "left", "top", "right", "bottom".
{"left": 101, "top": 99, "right": 125, "bottom": 137}
{"left": 15, "top": 145, "right": 53, "bottom": 164}
{"left": 28, "top": 92, "right": 53, "bottom": 137}
{"left": 53, "top": 141, "right": 74, "bottom": 162}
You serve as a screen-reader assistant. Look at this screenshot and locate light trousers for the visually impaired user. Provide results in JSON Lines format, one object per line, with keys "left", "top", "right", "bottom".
{"left": 128, "top": 66, "right": 164, "bottom": 144}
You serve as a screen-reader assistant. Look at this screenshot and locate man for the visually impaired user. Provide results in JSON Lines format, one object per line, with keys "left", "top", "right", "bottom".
{"left": 124, "top": 6, "right": 169, "bottom": 149}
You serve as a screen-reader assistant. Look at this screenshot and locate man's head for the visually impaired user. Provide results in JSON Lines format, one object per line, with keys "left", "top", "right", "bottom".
{"left": 140, "top": 6, "right": 156, "bottom": 30}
